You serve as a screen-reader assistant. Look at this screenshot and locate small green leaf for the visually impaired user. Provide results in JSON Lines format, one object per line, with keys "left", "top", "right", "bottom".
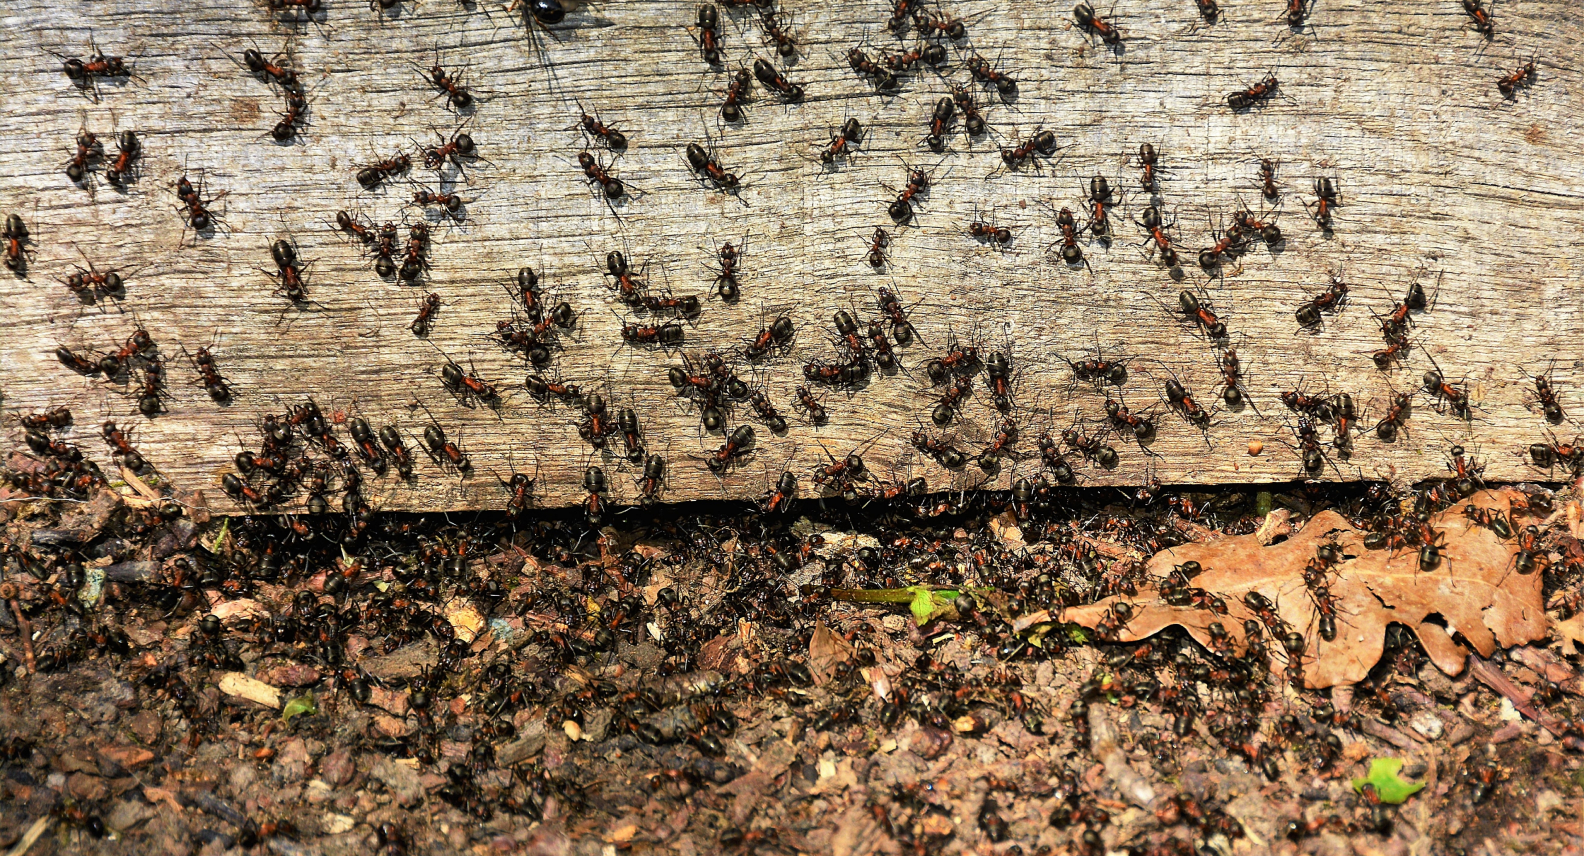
{"left": 282, "top": 693, "right": 318, "bottom": 725}
{"left": 908, "top": 586, "right": 960, "bottom": 626}
{"left": 1351, "top": 758, "right": 1425, "bottom": 804}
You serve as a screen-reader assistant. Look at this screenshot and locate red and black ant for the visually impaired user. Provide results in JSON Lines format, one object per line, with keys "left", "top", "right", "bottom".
{"left": 410, "top": 292, "right": 441, "bottom": 336}
{"left": 369, "top": 222, "right": 398, "bottom": 278}
{"left": 1523, "top": 362, "right": 1565, "bottom": 423}
{"left": 574, "top": 100, "right": 627, "bottom": 149}
{"left": 1463, "top": 0, "right": 1495, "bottom": 38}
{"left": 418, "top": 50, "right": 474, "bottom": 111}
{"left": 1216, "top": 345, "right": 1255, "bottom": 409}
{"left": 694, "top": 4, "right": 724, "bottom": 66}
{"left": 1063, "top": 420, "right": 1120, "bottom": 469}
{"left": 412, "top": 187, "right": 465, "bottom": 218}
{"left": 1374, "top": 390, "right": 1413, "bottom": 441}
{"left": 357, "top": 153, "right": 411, "bottom": 189}
{"left": 708, "top": 238, "right": 744, "bottom": 301}
{"left": 876, "top": 286, "right": 920, "bottom": 346}
{"left": 753, "top": 57, "right": 804, "bottom": 101}
{"left": 952, "top": 86, "right": 988, "bottom": 137}
{"left": 742, "top": 316, "right": 794, "bottom": 360}
{"left": 185, "top": 343, "right": 234, "bottom": 403}
{"left": 1306, "top": 177, "right": 1339, "bottom": 230}
{"left": 576, "top": 392, "right": 617, "bottom": 449}
{"left": 1282, "top": 0, "right": 1310, "bottom": 28}
{"left": 267, "top": 237, "right": 309, "bottom": 303}
{"left": 49, "top": 38, "right": 133, "bottom": 101}
{"left": 817, "top": 118, "right": 863, "bottom": 164}
{"left": 1296, "top": 269, "right": 1349, "bottom": 328}
{"left": 621, "top": 318, "right": 685, "bottom": 348}
{"left": 62, "top": 251, "right": 126, "bottom": 303}
{"left": 931, "top": 376, "right": 973, "bottom": 425}
{"left": 603, "top": 249, "right": 647, "bottom": 305}
{"left": 105, "top": 131, "right": 140, "bottom": 187}
{"left": 846, "top": 47, "right": 899, "bottom": 91}
{"left": 985, "top": 351, "right": 1015, "bottom": 411}
{"left": 719, "top": 68, "right": 752, "bottom": 122}
{"left": 1163, "top": 375, "right": 1211, "bottom": 427}
{"left": 638, "top": 454, "right": 667, "bottom": 506}
{"left": 1052, "top": 207, "right": 1086, "bottom": 266}
{"left": 421, "top": 122, "right": 478, "bottom": 172}
{"left": 965, "top": 53, "right": 1017, "bottom": 99}
{"left": 686, "top": 142, "right": 740, "bottom": 190}
{"left": 999, "top": 128, "right": 1059, "bottom": 172}
{"left": 1104, "top": 395, "right": 1156, "bottom": 442}
{"left": 433, "top": 349, "right": 500, "bottom": 408}
{"left": 706, "top": 424, "right": 755, "bottom": 472}
{"left": 1197, "top": 216, "right": 1245, "bottom": 270}
{"left": 1422, "top": 356, "right": 1472, "bottom": 419}
{"left": 1193, "top": 0, "right": 1221, "bottom": 23}
{"left": 1086, "top": 175, "right": 1115, "bottom": 239}
{"left": 968, "top": 207, "right": 1015, "bottom": 246}
{"left": 795, "top": 384, "right": 829, "bottom": 424}
{"left": 1230, "top": 206, "right": 1282, "bottom": 246}
{"left": 176, "top": 173, "right": 226, "bottom": 238}
{"left": 1258, "top": 158, "right": 1280, "bottom": 201}
{"left": 924, "top": 97, "right": 956, "bottom": 154}
{"left": 1497, "top": 56, "right": 1537, "bottom": 98}
{"left": 913, "top": 429, "right": 967, "bottom": 468}
{"left": 1137, "top": 143, "right": 1162, "bottom": 191}
{"left": 400, "top": 223, "right": 431, "bottom": 282}
{"left": 1175, "top": 289, "right": 1228, "bottom": 339}
{"left": 65, "top": 128, "right": 103, "bottom": 184}
{"left": 1227, "top": 73, "right": 1279, "bottom": 110}
{"left": 864, "top": 227, "right": 890, "bottom": 269}
{"left": 887, "top": 164, "right": 931, "bottom": 223}
{"left": 1135, "top": 205, "right": 1179, "bottom": 268}
{"left": 759, "top": 9, "right": 798, "bottom": 58}
{"left": 273, "top": 90, "right": 309, "bottom": 142}
{"left": 1073, "top": 3, "right": 1123, "bottom": 46}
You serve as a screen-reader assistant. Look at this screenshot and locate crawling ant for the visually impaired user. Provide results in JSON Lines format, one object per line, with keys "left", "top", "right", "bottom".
{"left": 377, "top": 425, "right": 415, "bottom": 479}
{"left": 952, "top": 86, "right": 988, "bottom": 137}
{"left": 57, "top": 346, "right": 101, "bottom": 375}
{"left": 913, "top": 430, "right": 967, "bottom": 468}
{"left": 621, "top": 319, "right": 685, "bottom": 348}
{"left": 1463, "top": 0, "right": 1495, "bottom": 37}
{"left": 176, "top": 174, "right": 225, "bottom": 237}
{"left": 1296, "top": 270, "right": 1348, "bottom": 327}
{"left": 418, "top": 413, "right": 471, "bottom": 474}
{"left": 346, "top": 417, "right": 386, "bottom": 475}
{"left": 1227, "top": 73, "right": 1279, "bottom": 110}
{"left": 186, "top": 345, "right": 234, "bottom": 402}
{"left": 1528, "top": 434, "right": 1584, "bottom": 472}
{"left": 1422, "top": 358, "right": 1472, "bottom": 419}
{"left": 574, "top": 100, "right": 626, "bottom": 150}
{"left": 877, "top": 286, "right": 918, "bottom": 345}
{"left": 1374, "top": 391, "right": 1412, "bottom": 441}
{"left": 965, "top": 54, "right": 1017, "bottom": 99}
{"left": 422, "top": 123, "right": 477, "bottom": 171}
{"left": 20, "top": 407, "right": 74, "bottom": 433}
{"left": 401, "top": 223, "right": 431, "bottom": 282}
{"left": 1052, "top": 207, "right": 1086, "bottom": 266}
{"left": 1525, "top": 363, "right": 1565, "bottom": 422}
{"left": 526, "top": 374, "right": 582, "bottom": 405}
{"left": 436, "top": 353, "right": 500, "bottom": 407}
{"left": 1445, "top": 444, "right": 1484, "bottom": 495}
{"left": 1063, "top": 422, "right": 1119, "bottom": 469}
{"left": 968, "top": 209, "right": 1015, "bottom": 246}
{"left": 134, "top": 361, "right": 168, "bottom": 417}
{"left": 932, "top": 376, "right": 973, "bottom": 425}
{"left": 577, "top": 392, "right": 615, "bottom": 449}
{"left": 498, "top": 469, "right": 535, "bottom": 515}
{"left": 1230, "top": 207, "right": 1282, "bottom": 246}
{"left": 411, "top": 292, "right": 441, "bottom": 336}
{"left": 357, "top": 153, "right": 411, "bottom": 189}
{"left": 1136, "top": 206, "right": 1179, "bottom": 268}
{"left": 639, "top": 291, "right": 702, "bottom": 319}
{"left": 762, "top": 469, "right": 798, "bottom": 513}
{"left": 1330, "top": 392, "right": 1358, "bottom": 448}
{"left": 926, "top": 341, "right": 980, "bottom": 383}
{"left": 747, "top": 389, "right": 788, "bottom": 433}
{"left": 1086, "top": 175, "right": 1115, "bottom": 239}
{"left": 887, "top": 0, "right": 918, "bottom": 32}
{"left": 1137, "top": 143, "right": 1161, "bottom": 191}
{"left": 759, "top": 9, "right": 798, "bottom": 58}
{"left": 66, "top": 129, "right": 103, "bottom": 184}
{"left": 105, "top": 131, "right": 140, "bottom": 187}
{"left": 985, "top": 351, "right": 1015, "bottom": 410}
{"left": 753, "top": 57, "right": 804, "bottom": 101}
{"left": 868, "top": 320, "right": 897, "bottom": 370}
{"left": 638, "top": 455, "right": 666, "bottom": 506}
{"left": 706, "top": 425, "right": 755, "bottom": 472}
{"left": 882, "top": 44, "right": 946, "bottom": 75}
{"left": 888, "top": 165, "right": 930, "bottom": 223}
{"left": 924, "top": 96, "right": 955, "bottom": 154}
{"left": 1198, "top": 218, "right": 1244, "bottom": 270}
{"left": 918, "top": 8, "right": 969, "bottom": 40}
{"left": 371, "top": 222, "right": 399, "bottom": 278}
{"left": 999, "top": 129, "right": 1059, "bottom": 171}
{"left": 419, "top": 52, "right": 474, "bottom": 110}
{"left": 101, "top": 421, "right": 146, "bottom": 470}
{"left": 1104, "top": 396, "right": 1156, "bottom": 441}
{"left": 686, "top": 142, "right": 740, "bottom": 190}
{"left": 577, "top": 150, "right": 626, "bottom": 201}
{"left": 604, "top": 250, "right": 646, "bottom": 304}
{"left": 709, "top": 239, "right": 743, "bottom": 301}
{"left": 1372, "top": 329, "right": 1410, "bottom": 370}
{"left": 795, "top": 386, "right": 827, "bottom": 424}
{"left": 846, "top": 47, "right": 899, "bottom": 91}
{"left": 51, "top": 39, "right": 133, "bottom": 100}
{"left": 1258, "top": 158, "right": 1280, "bottom": 201}
{"left": 1307, "top": 177, "right": 1339, "bottom": 230}
{"left": 720, "top": 68, "right": 752, "bottom": 122}
{"left": 1164, "top": 376, "right": 1211, "bottom": 426}
{"left": 268, "top": 238, "right": 309, "bottom": 303}
{"left": 273, "top": 90, "right": 309, "bottom": 142}
{"left": 1193, "top": 0, "right": 1221, "bottom": 22}
{"left": 1176, "top": 289, "right": 1228, "bottom": 339}
{"left": 1283, "top": 0, "right": 1310, "bottom": 28}
{"left": 865, "top": 227, "right": 890, "bottom": 268}
{"left": 62, "top": 254, "right": 125, "bottom": 302}
{"left": 832, "top": 309, "right": 868, "bottom": 360}
{"left": 1497, "top": 57, "right": 1537, "bottom": 97}
{"left": 977, "top": 418, "right": 1020, "bottom": 470}
{"left": 1073, "top": 3, "right": 1123, "bottom": 46}
{"left": 695, "top": 4, "right": 724, "bottom": 66}
{"left": 616, "top": 407, "right": 644, "bottom": 461}
{"left": 742, "top": 316, "right": 794, "bottom": 360}
{"left": 814, "top": 117, "right": 863, "bottom": 165}
{"left": 413, "top": 187, "right": 465, "bottom": 217}
{"left": 1217, "top": 345, "right": 1253, "bottom": 408}
{"left": 265, "top": 0, "right": 324, "bottom": 24}
{"left": 1291, "top": 416, "right": 1328, "bottom": 473}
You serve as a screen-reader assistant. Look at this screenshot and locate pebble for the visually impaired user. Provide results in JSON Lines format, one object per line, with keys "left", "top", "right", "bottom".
{"left": 1407, "top": 711, "right": 1444, "bottom": 741}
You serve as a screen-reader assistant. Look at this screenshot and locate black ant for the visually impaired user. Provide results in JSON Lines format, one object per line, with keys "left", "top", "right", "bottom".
{"left": 416, "top": 404, "right": 471, "bottom": 473}
{"left": 400, "top": 223, "right": 431, "bottom": 282}
{"left": 49, "top": 38, "right": 133, "bottom": 101}
{"left": 816, "top": 117, "right": 864, "bottom": 165}
{"left": 1104, "top": 395, "right": 1156, "bottom": 442}
{"left": 1193, "top": 0, "right": 1221, "bottom": 23}
{"left": 267, "top": 237, "right": 309, "bottom": 303}
{"left": 1216, "top": 345, "right": 1254, "bottom": 409}
{"left": 1175, "top": 289, "right": 1228, "bottom": 339}
{"left": 686, "top": 141, "right": 740, "bottom": 190}
{"left": 1052, "top": 207, "right": 1086, "bottom": 266}
{"left": 412, "top": 187, "right": 465, "bottom": 218}
{"left": 574, "top": 100, "right": 627, "bottom": 149}
{"left": 924, "top": 96, "right": 955, "bottom": 154}
{"left": 1258, "top": 158, "right": 1280, "bottom": 201}
{"left": 421, "top": 122, "right": 478, "bottom": 172}
{"left": 952, "top": 86, "right": 988, "bottom": 137}
{"left": 1422, "top": 356, "right": 1472, "bottom": 419}
{"left": 1227, "top": 73, "right": 1279, "bottom": 110}
{"left": 1374, "top": 390, "right": 1413, "bottom": 441}
{"left": 887, "top": 164, "right": 931, "bottom": 223}
{"left": 176, "top": 173, "right": 226, "bottom": 238}
{"left": 411, "top": 292, "right": 441, "bottom": 336}
{"left": 1086, "top": 175, "right": 1116, "bottom": 239}
{"left": 434, "top": 349, "right": 500, "bottom": 407}
{"left": 968, "top": 207, "right": 1015, "bottom": 246}
{"left": 877, "top": 286, "right": 920, "bottom": 345}
{"left": 620, "top": 318, "right": 685, "bottom": 348}
{"left": 694, "top": 4, "right": 724, "bottom": 66}
{"left": 706, "top": 425, "right": 755, "bottom": 472}
{"left": 1163, "top": 375, "right": 1211, "bottom": 427}
{"left": 638, "top": 454, "right": 666, "bottom": 506}
{"left": 105, "top": 130, "right": 140, "bottom": 187}
{"left": 720, "top": 68, "right": 752, "bottom": 122}
{"left": 753, "top": 57, "right": 804, "bottom": 101}
{"left": 931, "top": 376, "right": 973, "bottom": 425}
{"left": 273, "top": 90, "right": 309, "bottom": 142}
{"left": 1073, "top": 3, "right": 1123, "bottom": 46}
{"left": 418, "top": 50, "right": 474, "bottom": 111}
{"left": 1307, "top": 177, "right": 1339, "bottom": 230}
{"left": 709, "top": 238, "right": 744, "bottom": 301}
{"left": 185, "top": 343, "right": 234, "bottom": 403}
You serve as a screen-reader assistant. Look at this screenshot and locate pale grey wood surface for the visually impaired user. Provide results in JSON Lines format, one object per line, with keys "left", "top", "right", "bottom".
{"left": 0, "top": 0, "right": 1580, "bottom": 510}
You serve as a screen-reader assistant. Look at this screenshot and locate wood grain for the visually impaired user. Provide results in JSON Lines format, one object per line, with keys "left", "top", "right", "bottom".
{"left": 1, "top": 0, "right": 1581, "bottom": 511}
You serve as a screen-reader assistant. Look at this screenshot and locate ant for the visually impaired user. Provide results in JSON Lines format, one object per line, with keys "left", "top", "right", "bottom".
{"left": 1296, "top": 269, "right": 1348, "bottom": 327}
{"left": 759, "top": 9, "right": 798, "bottom": 58}
{"left": 743, "top": 316, "right": 794, "bottom": 360}
{"left": 1104, "top": 395, "right": 1156, "bottom": 442}
{"left": 1529, "top": 434, "right": 1584, "bottom": 473}
{"left": 347, "top": 417, "right": 386, "bottom": 475}
{"left": 1227, "top": 73, "right": 1279, "bottom": 110}
{"left": 918, "top": 7, "right": 969, "bottom": 40}
{"left": 176, "top": 173, "right": 225, "bottom": 238}
{"left": 66, "top": 128, "right": 104, "bottom": 184}
{"left": 1176, "top": 289, "right": 1228, "bottom": 339}
{"left": 185, "top": 344, "right": 234, "bottom": 402}
{"left": 1445, "top": 444, "right": 1485, "bottom": 495}
{"left": 1136, "top": 206, "right": 1179, "bottom": 268}
{"left": 877, "top": 286, "right": 919, "bottom": 346}
{"left": 1137, "top": 143, "right": 1161, "bottom": 191}
{"left": 267, "top": 237, "right": 309, "bottom": 303}
{"left": 1374, "top": 390, "right": 1413, "bottom": 441}
{"left": 1073, "top": 3, "right": 1123, "bottom": 46}
{"left": 932, "top": 376, "right": 973, "bottom": 425}
{"left": 1230, "top": 207, "right": 1282, "bottom": 246}
{"left": 1524, "top": 363, "right": 1565, "bottom": 422}
{"left": 925, "top": 339, "right": 980, "bottom": 383}
{"left": 968, "top": 207, "right": 1015, "bottom": 246}
{"left": 638, "top": 454, "right": 667, "bottom": 506}
{"left": 1164, "top": 376, "right": 1211, "bottom": 426}
{"left": 912, "top": 429, "right": 967, "bottom": 468}
{"left": 1258, "top": 158, "right": 1280, "bottom": 201}
{"left": 411, "top": 292, "right": 441, "bottom": 336}
{"left": 526, "top": 373, "right": 582, "bottom": 405}
{"left": 577, "top": 392, "right": 616, "bottom": 449}
{"left": 1307, "top": 177, "right": 1339, "bottom": 230}
{"left": 965, "top": 54, "right": 1017, "bottom": 99}
{"left": 418, "top": 50, "right": 474, "bottom": 111}
{"left": 694, "top": 4, "right": 724, "bottom": 66}
{"left": 577, "top": 150, "right": 627, "bottom": 206}
{"left": 62, "top": 253, "right": 125, "bottom": 303}
{"left": 401, "top": 223, "right": 431, "bottom": 282}
{"left": 371, "top": 222, "right": 399, "bottom": 278}
{"left": 686, "top": 142, "right": 740, "bottom": 190}
{"left": 819, "top": 117, "right": 863, "bottom": 164}
{"left": 747, "top": 389, "right": 788, "bottom": 433}
{"left": 273, "top": 90, "right": 309, "bottom": 142}
{"left": 412, "top": 187, "right": 465, "bottom": 217}
{"left": 1216, "top": 345, "right": 1254, "bottom": 408}
{"left": 616, "top": 407, "right": 644, "bottom": 460}
{"left": 1463, "top": 0, "right": 1495, "bottom": 38}
{"left": 379, "top": 425, "right": 416, "bottom": 479}
{"left": 786, "top": 385, "right": 826, "bottom": 428}
{"left": 435, "top": 351, "right": 500, "bottom": 407}
{"left": 1422, "top": 357, "right": 1472, "bottom": 419}
{"left": 357, "top": 153, "right": 412, "bottom": 189}
{"left": 864, "top": 227, "right": 891, "bottom": 268}
{"left": 421, "top": 123, "right": 478, "bottom": 172}
{"left": 604, "top": 250, "right": 646, "bottom": 305}
{"left": 50, "top": 38, "right": 133, "bottom": 100}
{"left": 1282, "top": 0, "right": 1310, "bottom": 28}
{"left": 762, "top": 469, "right": 798, "bottom": 513}
{"left": 1291, "top": 416, "right": 1329, "bottom": 473}
{"left": 999, "top": 129, "right": 1059, "bottom": 171}
{"left": 1193, "top": 0, "right": 1221, "bottom": 23}
{"left": 416, "top": 405, "right": 471, "bottom": 473}
{"left": 1052, "top": 207, "right": 1086, "bottom": 266}
{"left": 846, "top": 47, "right": 899, "bottom": 91}
{"left": 706, "top": 425, "right": 755, "bottom": 472}
{"left": 867, "top": 320, "right": 898, "bottom": 369}
{"left": 924, "top": 97, "right": 955, "bottom": 154}
{"left": 887, "top": 164, "right": 931, "bottom": 223}
{"left": 1063, "top": 421, "right": 1119, "bottom": 469}
{"left": 1497, "top": 57, "right": 1537, "bottom": 98}
{"left": 105, "top": 131, "right": 140, "bottom": 187}
{"left": 574, "top": 100, "right": 627, "bottom": 150}
{"left": 707, "top": 238, "right": 744, "bottom": 301}
{"left": 977, "top": 418, "right": 1020, "bottom": 470}
{"left": 498, "top": 468, "right": 535, "bottom": 515}
{"left": 621, "top": 319, "right": 685, "bottom": 348}
{"left": 1086, "top": 175, "right": 1116, "bottom": 239}
{"left": 1036, "top": 434, "right": 1076, "bottom": 483}
{"left": 753, "top": 57, "right": 804, "bottom": 101}
{"left": 1331, "top": 392, "right": 1358, "bottom": 449}
{"left": 101, "top": 421, "right": 145, "bottom": 470}
{"left": 985, "top": 351, "right": 1015, "bottom": 410}
{"left": 952, "top": 86, "right": 988, "bottom": 137}
{"left": 720, "top": 68, "right": 752, "bottom": 123}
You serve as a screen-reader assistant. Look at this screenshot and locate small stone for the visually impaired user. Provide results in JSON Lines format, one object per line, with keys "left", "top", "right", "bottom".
{"left": 1498, "top": 698, "right": 1522, "bottom": 722}
{"left": 1537, "top": 789, "right": 1564, "bottom": 814}
{"left": 370, "top": 757, "right": 424, "bottom": 806}
{"left": 374, "top": 714, "right": 413, "bottom": 739}
{"left": 67, "top": 772, "right": 107, "bottom": 802}
{"left": 274, "top": 738, "right": 310, "bottom": 782}
{"left": 323, "top": 812, "right": 356, "bottom": 834}
{"left": 444, "top": 598, "right": 485, "bottom": 644}
{"left": 1248, "top": 440, "right": 1264, "bottom": 456}
{"left": 908, "top": 726, "right": 952, "bottom": 760}
{"left": 128, "top": 711, "right": 162, "bottom": 745}
{"left": 563, "top": 720, "right": 584, "bottom": 742}
{"left": 1407, "top": 711, "right": 1443, "bottom": 741}
{"left": 106, "top": 798, "right": 155, "bottom": 832}
{"left": 98, "top": 745, "right": 155, "bottom": 777}
{"left": 255, "top": 663, "right": 322, "bottom": 688}
{"left": 919, "top": 812, "right": 954, "bottom": 837}
{"left": 320, "top": 748, "right": 357, "bottom": 787}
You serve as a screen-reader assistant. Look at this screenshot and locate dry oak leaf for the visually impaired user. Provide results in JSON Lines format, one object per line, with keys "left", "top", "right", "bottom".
{"left": 1059, "top": 490, "right": 1544, "bottom": 689}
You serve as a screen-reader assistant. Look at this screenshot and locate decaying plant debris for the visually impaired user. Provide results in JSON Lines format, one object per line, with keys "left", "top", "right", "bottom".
{"left": 3, "top": 468, "right": 1584, "bottom": 855}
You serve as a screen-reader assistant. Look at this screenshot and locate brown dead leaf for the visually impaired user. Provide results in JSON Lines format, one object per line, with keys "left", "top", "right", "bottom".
{"left": 808, "top": 622, "right": 854, "bottom": 686}
{"left": 1061, "top": 490, "right": 1544, "bottom": 688}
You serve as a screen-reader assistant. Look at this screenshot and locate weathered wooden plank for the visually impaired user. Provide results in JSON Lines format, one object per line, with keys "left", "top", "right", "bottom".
{"left": 0, "top": 0, "right": 1581, "bottom": 511}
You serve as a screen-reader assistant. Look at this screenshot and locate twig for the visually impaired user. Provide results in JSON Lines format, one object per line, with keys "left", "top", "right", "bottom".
{"left": 2, "top": 588, "right": 35, "bottom": 673}
{"left": 1468, "top": 653, "right": 1568, "bottom": 736}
